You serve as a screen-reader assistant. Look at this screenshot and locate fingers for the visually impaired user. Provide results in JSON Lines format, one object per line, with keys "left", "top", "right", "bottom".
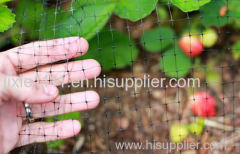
{"left": 21, "top": 59, "right": 101, "bottom": 86}
{"left": 3, "top": 37, "right": 88, "bottom": 72}
{"left": 16, "top": 120, "right": 81, "bottom": 147}
{"left": 0, "top": 73, "right": 58, "bottom": 104}
{"left": 19, "top": 91, "right": 100, "bottom": 118}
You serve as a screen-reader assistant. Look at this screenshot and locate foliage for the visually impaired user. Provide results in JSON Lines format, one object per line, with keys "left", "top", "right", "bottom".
{"left": 228, "top": 0, "right": 240, "bottom": 28}
{"left": 228, "top": 0, "right": 240, "bottom": 17}
{"left": 11, "top": 0, "right": 215, "bottom": 42}
{"left": 1, "top": 0, "right": 240, "bottom": 150}
{"left": 77, "top": 29, "right": 139, "bottom": 71}
{"left": 201, "top": 0, "right": 228, "bottom": 27}
{"left": 140, "top": 27, "right": 175, "bottom": 52}
{"left": 114, "top": 0, "right": 157, "bottom": 21}
{"left": 205, "top": 60, "right": 221, "bottom": 90}
{"left": 141, "top": 26, "right": 192, "bottom": 78}
{"left": 0, "top": 2, "right": 15, "bottom": 32}
{"left": 160, "top": 47, "right": 191, "bottom": 78}
{"left": 232, "top": 40, "right": 240, "bottom": 60}
{"left": 41, "top": 0, "right": 115, "bottom": 40}
{"left": 0, "top": 0, "right": 12, "bottom": 4}
{"left": 170, "top": 0, "right": 211, "bottom": 12}
{"left": 157, "top": 6, "right": 168, "bottom": 20}
{"left": 206, "top": 70, "right": 220, "bottom": 87}
{"left": 46, "top": 139, "right": 65, "bottom": 150}
{"left": 15, "top": 0, "right": 43, "bottom": 38}
{"left": 47, "top": 112, "right": 81, "bottom": 122}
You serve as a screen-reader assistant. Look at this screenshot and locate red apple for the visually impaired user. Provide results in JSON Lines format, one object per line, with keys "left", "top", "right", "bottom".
{"left": 179, "top": 34, "right": 204, "bottom": 57}
{"left": 190, "top": 92, "right": 216, "bottom": 117}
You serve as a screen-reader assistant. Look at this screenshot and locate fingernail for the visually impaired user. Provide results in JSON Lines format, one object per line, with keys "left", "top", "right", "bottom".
{"left": 44, "top": 85, "right": 58, "bottom": 96}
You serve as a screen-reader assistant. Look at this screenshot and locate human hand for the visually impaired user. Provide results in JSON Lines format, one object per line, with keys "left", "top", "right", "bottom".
{"left": 0, "top": 37, "right": 101, "bottom": 153}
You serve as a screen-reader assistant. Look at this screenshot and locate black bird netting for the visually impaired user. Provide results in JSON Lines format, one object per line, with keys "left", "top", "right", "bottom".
{"left": 0, "top": 0, "right": 240, "bottom": 154}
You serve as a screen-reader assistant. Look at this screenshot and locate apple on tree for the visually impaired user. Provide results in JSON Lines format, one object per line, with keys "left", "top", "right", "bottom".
{"left": 179, "top": 34, "right": 204, "bottom": 57}
{"left": 190, "top": 92, "right": 216, "bottom": 117}
{"left": 189, "top": 118, "right": 205, "bottom": 136}
{"left": 170, "top": 124, "right": 189, "bottom": 143}
{"left": 202, "top": 28, "right": 218, "bottom": 48}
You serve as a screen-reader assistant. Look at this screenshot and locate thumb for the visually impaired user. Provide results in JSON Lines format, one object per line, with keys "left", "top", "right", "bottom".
{"left": 0, "top": 74, "right": 58, "bottom": 104}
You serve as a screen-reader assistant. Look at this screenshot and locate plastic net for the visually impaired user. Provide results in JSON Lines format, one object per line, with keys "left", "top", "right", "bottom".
{"left": 0, "top": 0, "right": 240, "bottom": 153}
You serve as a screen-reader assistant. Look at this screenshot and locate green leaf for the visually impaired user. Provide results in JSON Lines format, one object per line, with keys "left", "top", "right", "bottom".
{"left": 157, "top": 6, "right": 168, "bottom": 20}
{"left": 171, "top": 0, "right": 211, "bottom": 12}
{"left": 228, "top": 0, "right": 240, "bottom": 26}
{"left": 76, "top": 30, "right": 139, "bottom": 71}
{"left": 47, "top": 112, "right": 80, "bottom": 122}
{"left": 39, "top": 8, "right": 66, "bottom": 39}
{"left": 46, "top": 140, "right": 64, "bottom": 149}
{"left": 0, "top": 37, "right": 8, "bottom": 48}
{"left": 15, "top": 0, "right": 43, "bottom": 38}
{"left": 228, "top": 0, "right": 240, "bottom": 17}
{"left": 206, "top": 70, "right": 221, "bottom": 89}
{"left": 140, "top": 26, "right": 175, "bottom": 52}
{"left": 206, "top": 69, "right": 220, "bottom": 82}
{"left": 206, "top": 66, "right": 221, "bottom": 82}
{"left": 180, "top": 23, "right": 204, "bottom": 37}
{"left": 41, "top": 0, "right": 116, "bottom": 40}
{"left": 160, "top": 46, "right": 191, "bottom": 77}
{"left": 229, "top": 18, "right": 240, "bottom": 29}
{"left": 201, "top": 0, "right": 228, "bottom": 27}
{"left": 114, "top": 0, "right": 157, "bottom": 21}
{"left": 232, "top": 40, "right": 240, "bottom": 60}
{"left": 0, "top": 0, "right": 12, "bottom": 4}
{"left": 0, "top": 5, "right": 15, "bottom": 32}
{"left": 10, "top": 26, "right": 21, "bottom": 45}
